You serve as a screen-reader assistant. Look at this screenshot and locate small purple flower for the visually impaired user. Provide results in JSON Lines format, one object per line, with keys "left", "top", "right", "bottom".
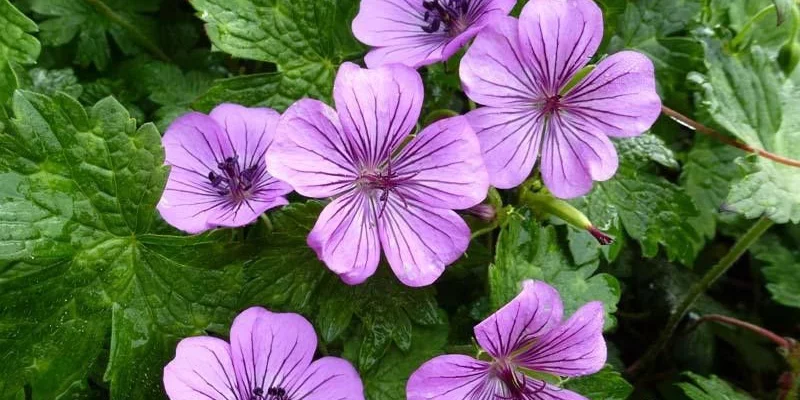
{"left": 352, "top": 0, "right": 515, "bottom": 68}
{"left": 460, "top": 0, "right": 662, "bottom": 198}
{"left": 407, "top": 280, "right": 606, "bottom": 400}
{"left": 157, "top": 104, "right": 293, "bottom": 233}
{"left": 163, "top": 306, "right": 364, "bottom": 400}
{"left": 266, "top": 62, "right": 489, "bottom": 287}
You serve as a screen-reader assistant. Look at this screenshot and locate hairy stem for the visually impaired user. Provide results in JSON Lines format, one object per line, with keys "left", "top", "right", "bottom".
{"left": 626, "top": 217, "right": 775, "bottom": 376}
{"left": 686, "top": 314, "right": 791, "bottom": 348}
{"left": 83, "top": 0, "right": 171, "bottom": 63}
{"left": 662, "top": 106, "right": 800, "bottom": 168}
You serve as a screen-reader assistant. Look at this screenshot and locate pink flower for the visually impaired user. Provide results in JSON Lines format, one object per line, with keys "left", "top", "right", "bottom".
{"left": 352, "top": 0, "right": 515, "bottom": 68}
{"left": 460, "top": 0, "right": 661, "bottom": 198}
{"left": 266, "top": 62, "right": 489, "bottom": 287}
{"left": 157, "top": 104, "right": 292, "bottom": 233}
{"left": 163, "top": 307, "right": 364, "bottom": 400}
{"left": 407, "top": 281, "right": 606, "bottom": 399}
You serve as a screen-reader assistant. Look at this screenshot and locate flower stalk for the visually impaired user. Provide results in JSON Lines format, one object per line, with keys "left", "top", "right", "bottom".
{"left": 662, "top": 106, "right": 800, "bottom": 168}
{"left": 627, "top": 217, "right": 775, "bottom": 376}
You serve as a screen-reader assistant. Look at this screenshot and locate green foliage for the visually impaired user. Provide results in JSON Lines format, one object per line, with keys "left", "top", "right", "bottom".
{"left": 691, "top": 42, "right": 800, "bottom": 223}
{"left": 563, "top": 366, "right": 634, "bottom": 400}
{"left": 344, "top": 324, "right": 448, "bottom": 400}
{"left": 31, "top": 0, "right": 161, "bottom": 70}
{"left": 752, "top": 231, "right": 800, "bottom": 308}
{"left": 189, "top": 0, "right": 364, "bottom": 110}
{"left": 0, "top": 0, "right": 40, "bottom": 65}
{"left": 575, "top": 134, "right": 704, "bottom": 266}
{"left": 489, "top": 214, "right": 621, "bottom": 330}
{"left": 1, "top": 1, "right": 798, "bottom": 399}
{"left": 0, "top": 91, "right": 242, "bottom": 398}
{"left": 677, "top": 372, "right": 753, "bottom": 399}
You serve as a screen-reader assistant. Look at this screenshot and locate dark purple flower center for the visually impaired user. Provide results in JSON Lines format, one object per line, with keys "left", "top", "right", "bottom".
{"left": 358, "top": 162, "right": 417, "bottom": 215}
{"left": 422, "top": 0, "right": 470, "bottom": 35}
{"left": 490, "top": 361, "right": 548, "bottom": 399}
{"left": 207, "top": 155, "right": 259, "bottom": 202}
{"left": 250, "top": 386, "right": 288, "bottom": 400}
{"left": 541, "top": 94, "right": 562, "bottom": 115}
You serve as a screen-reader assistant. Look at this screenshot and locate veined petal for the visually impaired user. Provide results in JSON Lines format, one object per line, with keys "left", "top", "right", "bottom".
{"left": 378, "top": 197, "right": 470, "bottom": 287}
{"left": 474, "top": 281, "right": 563, "bottom": 358}
{"left": 522, "top": 381, "right": 590, "bottom": 400}
{"left": 460, "top": 16, "right": 542, "bottom": 107}
{"left": 308, "top": 191, "right": 381, "bottom": 285}
{"left": 393, "top": 116, "right": 488, "bottom": 209}
{"left": 563, "top": 51, "right": 662, "bottom": 137}
{"left": 267, "top": 99, "right": 358, "bottom": 198}
{"left": 363, "top": 39, "right": 447, "bottom": 69}
{"left": 207, "top": 197, "right": 288, "bottom": 229}
{"left": 515, "top": 301, "right": 606, "bottom": 377}
{"left": 286, "top": 357, "right": 365, "bottom": 400}
{"left": 466, "top": 106, "right": 545, "bottom": 189}
{"left": 163, "top": 337, "right": 239, "bottom": 400}
{"left": 518, "top": 0, "right": 603, "bottom": 94}
{"left": 441, "top": 0, "right": 516, "bottom": 62}
{"left": 352, "top": 0, "right": 431, "bottom": 47}
{"left": 406, "top": 355, "right": 493, "bottom": 400}
{"left": 333, "top": 62, "right": 423, "bottom": 168}
{"left": 209, "top": 103, "right": 279, "bottom": 170}
{"left": 540, "top": 113, "right": 619, "bottom": 199}
{"left": 162, "top": 112, "right": 234, "bottom": 174}
{"left": 158, "top": 112, "right": 235, "bottom": 234}
{"left": 229, "top": 307, "right": 317, "bottom": 399}
{"left": 157, "top": 167, "right": 223, "bottom": 234}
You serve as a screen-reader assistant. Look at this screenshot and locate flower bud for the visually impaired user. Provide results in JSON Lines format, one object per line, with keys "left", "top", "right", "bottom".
{"left": 465, "top": 204, "right": 496, "bottom": 221}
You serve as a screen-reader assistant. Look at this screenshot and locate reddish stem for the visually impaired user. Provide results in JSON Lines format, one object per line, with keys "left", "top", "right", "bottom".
{"left": 688, "top": 314, "right": 791, "bottom": 348}
{"left": 661, "top": 106, "right": 800, "bottom": 168}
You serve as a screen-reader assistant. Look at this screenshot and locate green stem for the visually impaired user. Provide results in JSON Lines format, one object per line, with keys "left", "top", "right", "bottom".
{"left": 731, "top": 4, "right": 777, "bottom": 50}
{"left": 83, "top": 0, "right": 171, "bottom": 63}
{"left": 626, "top": 217, "right": 774, "bottom": 376}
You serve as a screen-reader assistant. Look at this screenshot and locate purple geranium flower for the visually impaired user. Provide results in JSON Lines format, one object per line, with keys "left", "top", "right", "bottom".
{"left": 460, "top": 0, "right": 662, "bottom": 198}
{"left": 352, "top": 0, "right": 515, "bottom": 68}
{"left": 266, "top": 62, "right": 489, "bottom": 287}
{"left": 163, "top": 306, "right": 364, "bottom": 400}
{"left": 157, "top": 104, "right": 293, "bottom": 233}
{"left": 407, "top": 280, "right": 606, "bottom": 399}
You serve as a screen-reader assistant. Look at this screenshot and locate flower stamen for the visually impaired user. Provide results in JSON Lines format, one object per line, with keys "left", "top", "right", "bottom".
{"left": 422, "top": 0, "right": 471, "bottom": 35}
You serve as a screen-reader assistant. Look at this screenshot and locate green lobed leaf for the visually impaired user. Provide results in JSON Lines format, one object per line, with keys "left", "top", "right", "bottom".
{"left": 691, "top": 42, "right": 800, "bottom": 223}
{"left": 0, "top": 91, "right": 244, "bottom": 398}
{"left": 676, "top": 372, "right": 754, "bottom": 399}
{"left": 31, "top": 0, "right": 161, "bottom": 70}
{"left": 23, "top": 67, "right": 84, "bottom": 98}
{"left": 680, "top": 136, "right": 745, "bottom": 239}
{"left": 0, "top": 0, "right": 41, "bottom": 65}
{"left": 751, "top": 232, "right": 800, "bottom": 308}
{"left": 193, "top": 72, "right": 304, "bottom": 113}
{"left": 489, "top": 214, "right": 621, "bottom": 330}
{"left": 189, "top": 0, "right": 364, "bottom": 108}
{"left": 563, "top": 365, "right": 634, "bottom": 400}
{"left": 575, "top": 137, "right": 704, "bottom": 266}
{"left": 343, "top": 324, "right": 448, "bottom": 400}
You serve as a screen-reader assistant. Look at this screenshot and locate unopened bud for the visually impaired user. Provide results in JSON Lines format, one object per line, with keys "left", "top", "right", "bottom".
{"left": 465, "top": 204, "right": 496, "bottom": 221}
{"left": 521, "top": 191, "right": 613, "bottom": 246}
